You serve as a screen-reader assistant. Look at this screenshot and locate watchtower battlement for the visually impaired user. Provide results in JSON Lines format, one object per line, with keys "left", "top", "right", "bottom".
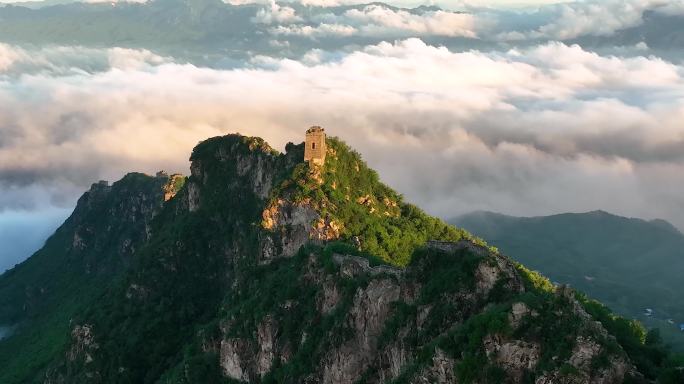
{"left": 304, "top": 126, "right": 327, "bottom": 166}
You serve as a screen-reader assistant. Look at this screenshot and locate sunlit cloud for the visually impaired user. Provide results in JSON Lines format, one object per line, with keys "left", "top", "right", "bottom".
{"left": 253, "top": 0, "right": 302, "bottom": 24}
{"left": 494, "top": 0, "right": 684, "bottom": 40}
{"left": 266, "top": 4, "right": 481, "bottom": 38}
{"left": 1, "top": 39, "right": 683, "bottom": 235}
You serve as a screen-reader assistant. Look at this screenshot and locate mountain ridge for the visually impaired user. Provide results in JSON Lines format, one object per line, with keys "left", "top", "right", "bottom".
{"left": 0, "top": 133, "right": 681, "bottom": 383}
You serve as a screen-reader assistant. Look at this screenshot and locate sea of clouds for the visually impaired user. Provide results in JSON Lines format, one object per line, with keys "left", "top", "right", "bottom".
{"left": 253, "top": 0, "right": 684, "bottom": 40}
{"left": 1, "top": 0, "right": 683, "bottom": 271}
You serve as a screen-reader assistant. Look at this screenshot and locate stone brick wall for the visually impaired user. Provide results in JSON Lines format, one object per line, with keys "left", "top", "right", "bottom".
{"left": 304, "top": 126, "right": 327, "bottom": 165}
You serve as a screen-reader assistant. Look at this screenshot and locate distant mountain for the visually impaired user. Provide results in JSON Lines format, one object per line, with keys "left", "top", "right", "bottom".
{"left": 452, "top": 210, "right": 684, "bottom": 351}
{"left": 0, "top": 0, "right": 453, "bottom": 62}
{"left": 4, "top": 0, "right": 78, "bottom": 10}
{"left": 2, "top": 134, "right": 680, "bottom": 382}
{"left": 0, "top": 0, "right": 267, "bottom": 61}
{"left": 3, "top": 0, "right": 683, "bottom": 64}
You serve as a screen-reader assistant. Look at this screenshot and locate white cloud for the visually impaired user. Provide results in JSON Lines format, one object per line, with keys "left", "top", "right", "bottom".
{"left": 270, "top": 23, "right": 357, "bottom": 37}
{"left": 536, "top": 1, "right": 650, "bottom": 39}
{"left": 496, "top": 0, "right": 684, "bottom": 41}
{"left": 296, "top": 0, "right": 355, "bottom": 6}
{"left": 269, "top": 4, "right": 481, "bottom": 38}
{"left": 1, "top": 40, "right": 684, "bottom": 234}
{"left": 0, "top": 44, "right": 168, "bottom": 76}
{"left": 82, "top": 0, "right": 147, "bottom": 3}
{"left": 252, "top": 0, "right": 302, "bottom": 24}
{"left": 252, "top": 0, "right": 684, "bottom": 41}
{"left": 223, "top": 0, "right": 268, "bottom": 5}
{"left": 342, "top": 4, "right": 479, "bottom": 37}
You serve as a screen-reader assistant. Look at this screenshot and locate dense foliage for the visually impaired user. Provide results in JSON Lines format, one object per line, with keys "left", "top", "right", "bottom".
{"left": 576, "top": 293, "right": 684, "bottom": 383}
{"left": 272, "top": 137, "right": 479, "bottom": 266}
{"left": 0, "top": 134, "right": 681, "bottom": 383}
{"left": 0, "top": 173, "right": 171, "bottom": 383}
{"left": 454, "top": 210, "right": 684, "bottom": 350}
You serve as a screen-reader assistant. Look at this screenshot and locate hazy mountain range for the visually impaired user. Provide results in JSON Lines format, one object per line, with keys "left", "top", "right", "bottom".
{"left": 1, "top": 0, "right": 683, "bottom": 64}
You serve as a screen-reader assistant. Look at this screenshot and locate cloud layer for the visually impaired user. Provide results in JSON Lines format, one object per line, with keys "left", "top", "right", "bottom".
{"left": 269, "top": 4, "right": 481, "bottom": 38}
{"left": 1, "top": 39, "right": 684, "bottom": 239}
{"left": 246, "top": 0, "right": 684, "bottom": 44}
{"left": 496, "top": 0, "right": 684, "bottom": 41}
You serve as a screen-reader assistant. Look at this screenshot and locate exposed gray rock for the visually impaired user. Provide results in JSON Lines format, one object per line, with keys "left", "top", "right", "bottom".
{"left": 377, "top": 340, "right": 412, "bottom": 382}
{"left": 426, "top": 239, "right": 489, "bottom": 256}
{"left": 321, "top": 278, "right": 401, "bottom": 384}
{"left": 187, "top": 181, "right": 201, "bottom": 212}
{"left": 220, "top": 339, "right": 251, "bottom": 382}
{"left": 256, "top": 316, "right": 278, "bottom": 378}
{"left": 260, "top": 198, "right": 321, "bottom": 262}
{"left": 509, "top": 301, "right": 536, "bottom": 329}
{"left": 67, "top": 324, "right": 98, "bottom": 363}
{"left": 411, "top": 348, "right": 456, "bottom": 384}
{"left": 317, "top": 278, "right": 341, "bottom": 314}
{"left": 475, "top": 261, "right": 501, "bottom": 295}
{"left": 236, "top": 153, "right": 274, "bottom": 199}
{"left": 333, "top": 253, "right": 402, "bottom": 278}
{"left": 416, "top": 304, "right": 432, "bottom": 330}
{"left": 569, "top": 336, "right": 602, "bottom": 369}
{"left": 484, "top": 334, "right": 540, "bottom": 379}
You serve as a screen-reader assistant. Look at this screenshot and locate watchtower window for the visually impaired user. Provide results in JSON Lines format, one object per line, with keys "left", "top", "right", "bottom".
{"left": 312, "top": 142, "right": 316, "bottom": 149}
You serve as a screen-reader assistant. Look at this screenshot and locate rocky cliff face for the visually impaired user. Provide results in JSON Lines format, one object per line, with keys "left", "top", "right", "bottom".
{"left": 1, "top": 133, "right": 672, "bottom": 383}
{"left": 66, "top": 173, "right": 177, "bottom": 272}
{"left": 214, "top": 241, "right": 639, "bottom": 384}
{"left": 0, "top": 172, "right": 175, "bottom": 321}
{"left": 0, "top": 172, "right": 182, "bottom": 383}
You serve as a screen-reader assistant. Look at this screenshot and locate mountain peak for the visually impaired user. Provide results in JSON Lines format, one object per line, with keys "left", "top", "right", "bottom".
{"left": 0, "top": 130, "right": 672, "bottom": 383}
{"left": 183, "top": 131, "right": 473, "bottom": 266}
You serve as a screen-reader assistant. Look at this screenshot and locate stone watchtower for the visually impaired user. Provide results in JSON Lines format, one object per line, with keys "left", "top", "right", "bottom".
{"left": 304, "top": 126, "right": 326, "bottom": 165}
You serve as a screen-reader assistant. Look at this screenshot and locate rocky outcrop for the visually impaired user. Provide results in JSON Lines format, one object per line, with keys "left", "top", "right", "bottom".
{"left": 534, "top": 336, "right": 633, "bottom": 384}
{"left": 376, "top": 339, "right": 412, "bottom": 382}
{"left": 161, "top": 173, "right": 185, "bottom": 201}
{"left": 67, "top": 173, "right": 173, "bottom": 263}
{"left": 67, "top": 324, "right": 98, "bottom": 363}
{"left": 234, "top": 149, "right": 276, "bottom": 199}
{"left": 509, "top": 302, "right": 535, "bottom": 329}
{"left": 221, "top": 339, "right": 251, "bottom": 382}
{"left": 219, "top": 317, "right": 289, "bottom": 383}
{"left": 321, "top": 278, "right": 402, "bottom": 384}
{"left": 332, "top": 253, "right": 402, "bottom": 278}
{"left": 484, "top": 334, "right": 540, "bottom": 380}
{"left": 260, "top": 198, "right": 319, "bottom": 262}
{"left": 317, "top": 278, "right": 341, "bottom": 314}
{"left": 531, "top": 287, "right": 639, "bottom": 384}
{"left": 256, "top": 316, "right": 278, "bottom": 377}
{"left": 426, "top": 239, "right": 489, "bottom": 256}
{"left": 213, "top": 238, "right": 642, "bottom": 384}
{"left": 411, "top": 349, "right": 457, "bottom": 384}
{"left": 259, "top": 198, "right": 341, "bottom": 263}
{"left": 186, "top": 180, "right": 201, "bottom": 212}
